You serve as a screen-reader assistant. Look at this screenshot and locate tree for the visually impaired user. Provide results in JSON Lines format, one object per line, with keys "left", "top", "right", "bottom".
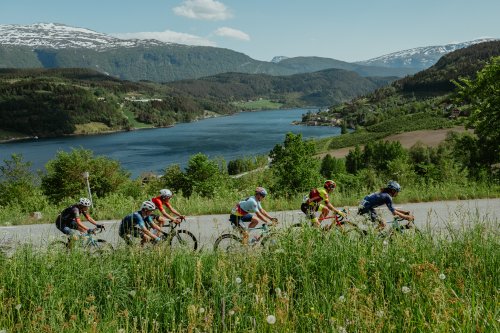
{"left": 0, "top": 154, "right": 40, "bottom": 207}
{"left": 41, "top": 148, "right": 130, "bottom": 203}
{"left": 454, "top": 56, "right": 500, "bottom": 167}
{"left": 184, "top": 153, "right": 227, "bottom": 198}
{"left": 320, "top": 154, "right": 346, "bottom": 178}
{"left": 269, "top": 133, "right": 320, "bottom": 196}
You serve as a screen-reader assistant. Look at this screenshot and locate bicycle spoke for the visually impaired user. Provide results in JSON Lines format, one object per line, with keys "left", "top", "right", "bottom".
{"left": 214, "top": 234, "right": 243, "bottom": 252}
{"left": 169, "top": 230, "right": 198, "bottom": 251}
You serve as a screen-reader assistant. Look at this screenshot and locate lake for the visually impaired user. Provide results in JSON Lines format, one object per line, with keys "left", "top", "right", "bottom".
{"left": 0, "top": 108, "right": 339, "bottom": 177}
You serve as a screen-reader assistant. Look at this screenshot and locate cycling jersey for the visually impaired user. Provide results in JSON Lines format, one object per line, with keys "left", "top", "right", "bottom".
{"left": 231, "top": 196, "right": 262, "bottom": 216}
{"left": 306, "top": 187, "right": 329, "bottom": 206}
{"left": 151, "top": 196, "right": 170, "bottom": 212}
{"left": 119, "top": 211, "right": 155, "bottom": 236}
{"left": 55, "top": 204, "right": 90, "bottom": 230}
{"left": 360, "top": 192, "right": 395, "bottom": 213}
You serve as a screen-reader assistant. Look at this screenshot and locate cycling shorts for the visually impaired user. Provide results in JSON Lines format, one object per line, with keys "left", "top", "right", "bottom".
{"left": 229, "top": 214, "right": 253, "bottom": 230}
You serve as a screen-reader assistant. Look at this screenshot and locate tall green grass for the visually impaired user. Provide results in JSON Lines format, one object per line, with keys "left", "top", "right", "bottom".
{"left": 0, "top": 218, "right": 498, "bottom": 332}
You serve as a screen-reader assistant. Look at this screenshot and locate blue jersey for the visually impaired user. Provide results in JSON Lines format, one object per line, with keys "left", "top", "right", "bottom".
{"left": 120, "top": 211, "right": 154, "bottom": 232}
{"left": 360, "top": 192, "right": 395, "bottom": 213}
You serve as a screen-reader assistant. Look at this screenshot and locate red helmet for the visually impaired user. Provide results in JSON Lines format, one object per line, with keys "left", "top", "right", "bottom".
{"left": 324, "top": 180, "right": 336, "bottom": 190}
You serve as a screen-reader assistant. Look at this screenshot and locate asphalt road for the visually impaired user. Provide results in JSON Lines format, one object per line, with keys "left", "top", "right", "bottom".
{"left": 1, "top": 198, "right": 499, "bottom": 253}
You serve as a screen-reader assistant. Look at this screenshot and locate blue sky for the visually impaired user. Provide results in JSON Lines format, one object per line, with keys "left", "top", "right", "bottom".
{"left": 1, "top": 0, "right": 499, "bottom": 62}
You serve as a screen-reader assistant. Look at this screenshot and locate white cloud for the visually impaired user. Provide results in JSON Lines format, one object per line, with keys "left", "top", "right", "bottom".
{"left": 173, "top": 0, "right": 232, "bottom": 21}
{"left": 214, "top": 27, "right": 250, "bottom": 41}
{"left": 113, "top": 30, "right": 216, "bottom": 46}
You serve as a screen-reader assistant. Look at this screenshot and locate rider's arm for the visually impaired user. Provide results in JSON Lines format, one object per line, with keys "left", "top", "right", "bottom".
{"left": 255, "top": 210, "right": 271, "bottom": 223}
{"left": 165, "top": 202, "right": 184, "bottom": 218}
{"left": 141, "top": 225, "right": 159, "bottom": 240}
{"left": 393, "top": 209, "right": 414, "bottom": 221}
{"left": 326, "top": 200, "right": 345, "bottom": 216}
{"left": 82, "top": 211, "right": 98, "bottom": 226}
{"left": 74, "top": 217, "right": 89, "bottom": 233}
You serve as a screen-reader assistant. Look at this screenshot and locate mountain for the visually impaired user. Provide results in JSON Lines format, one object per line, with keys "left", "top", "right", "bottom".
{"left": 357, "top": 38, "right": 498, "bottom": 70}
{"left": 271, "top": 56, "right": 289, "bottom": 63}
{"left": 0, "top": 23, "right": 414, "bottom": 82}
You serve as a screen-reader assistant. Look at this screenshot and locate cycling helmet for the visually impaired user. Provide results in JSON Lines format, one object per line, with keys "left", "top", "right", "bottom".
{"left": 324, "top": 180, "right": 336, "bottom": 190}
{"left": 386, "top": 180, "right": 401, "bottom": 192}
{"left": 79, "top": 197, "right": 92, "bottom": 207}
{"left": 159, "top": 189, "right": 173, "bottom": 198}
{"left": 141, "top": 200, "right": 156, "bottom": 211}
{"left": 255, "top": 187, "right": 268, "bottom": 197}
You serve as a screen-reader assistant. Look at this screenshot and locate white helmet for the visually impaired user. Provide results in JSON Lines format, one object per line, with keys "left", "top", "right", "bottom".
{"left": 141, "top": 200, "right": 156, "bottom": 211}
{"left": 79, "top": 197, "right": 92, "bottom": 207}
{"left": 159, "top": 189, "right": 173, "bottom": 198}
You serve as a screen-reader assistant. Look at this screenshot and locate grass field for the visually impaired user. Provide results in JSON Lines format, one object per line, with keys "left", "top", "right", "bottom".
{"left": 0, "top": 215, "right": 498, "bottom": 332}
{"left": 232, "top": 99, "right": 283, "bottom": 110}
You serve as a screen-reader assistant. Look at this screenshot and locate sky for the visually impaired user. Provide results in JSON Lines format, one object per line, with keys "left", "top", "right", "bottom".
{"left": 1, "top": 0, "right": 499, "bottom": 62}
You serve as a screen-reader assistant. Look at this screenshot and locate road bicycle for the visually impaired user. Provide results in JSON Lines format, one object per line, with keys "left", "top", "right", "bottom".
{"left": 213, "top": 223, "right": 278, "bottom": 252}
{"left": 379, "top": 214, "right": 421, "bottom": 239}
{"left": 158, "top": 217, "right": 198, "bottom": 251}
{"left": 49, "top": 227, "right": 113, "bottom": 255}
{"left": 292, "top": 208, "right": 366, "bottom": 239}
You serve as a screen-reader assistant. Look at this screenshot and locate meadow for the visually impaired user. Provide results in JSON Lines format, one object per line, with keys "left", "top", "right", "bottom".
{"left": 0, "top": 213, "right": 498, "bottom": 332}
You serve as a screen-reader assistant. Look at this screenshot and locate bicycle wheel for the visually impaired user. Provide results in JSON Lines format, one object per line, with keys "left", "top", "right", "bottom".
{"left": 169, "top": 230, "right": 198, "bottom": 251}
{"left": 213, "top": 234, "right": 242, "bottom": 252}
{"left": 340, "top": 221, "right": 367, "bottom": 240}
{"left": 260, "top": 233, "right": 280, "bottom": 251}
{"left": 86, "top": 239, "right": 114, "bottom": 256}
{"left": 48, "top": 240, "right": 69, "bottom": 254}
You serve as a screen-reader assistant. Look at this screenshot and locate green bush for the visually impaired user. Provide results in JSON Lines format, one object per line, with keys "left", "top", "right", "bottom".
{"left": 41, "top": 148, "right": 131, "bottom": 203}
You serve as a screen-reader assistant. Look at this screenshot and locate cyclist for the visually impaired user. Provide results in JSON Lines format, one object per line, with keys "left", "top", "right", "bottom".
{"left": 301, "top": 180, "right": 345, "bottom": 227}
{"left": 151, "top": 189, "right": 185, "bottom": 226}
{"left": 118, "top": 200, "right": 163, "bottom": 245}
{"left": 229, "top": 187, "right": 278, "bottom": 243}
{"left": 55, "top": 197, "right": 104, "bottom": 237}
{"left": 358, "top": 180, "right": 414, "bottom": 228}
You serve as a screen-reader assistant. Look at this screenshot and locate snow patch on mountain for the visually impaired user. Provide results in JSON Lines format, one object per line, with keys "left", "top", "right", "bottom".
{"left": 357, "top": 38, "right": 498, "bottom": 69}
{"left": 0, "top": 23, "right": 169, "bottom": 50}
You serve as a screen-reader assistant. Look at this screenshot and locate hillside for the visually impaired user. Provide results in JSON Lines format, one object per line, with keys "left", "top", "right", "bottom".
{"left": 0, "top": 68, "right": 233, "bottom": 139}
{"left": 302, "top": 40, "right": 500, "bottom": 150}
{"left": 165, "top": 69, "right": 396, "bottom": 108}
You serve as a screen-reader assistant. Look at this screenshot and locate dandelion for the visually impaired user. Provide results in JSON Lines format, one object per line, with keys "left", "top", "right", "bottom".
{"left": 128, "top": 290, "right": 136, "bottom": 297}
{"left": 266, "top": 315, "right": 276, "bottom": 324}
{"left": 401, "top": 286, "right": 411, "bottom": 294}
{"left": 400, "top": 258, "right": 406, "bottom": 263}
{"left": 15, "top": 304, "right": 22, "bottom": 310}
{"left": 228, "top": 310, "right": 235, "bottom": 316}
{"left": 338, "top": 326, "right": 347, "bottom": 333}
{"left": 248, "top": 283, "right": 253, "bottom": 288}
{"left": 275, "top": 287, "right": 282, "bottom": 296}
{"left": 383, "top": 240, "right": 389, "bottom": 246}
{"left": 439, "top": 273, "right": 446, "bottom": 280}
{"left": 235, "top": 277, "right": 242, "bottom": 284}
{"left": 376, "top": 310, "right": 384, "bottom": 318}
{"left": 338, "top": 295, "right": 345, "bottom": 303}
{"left": 199, "top": 307, "right": 205, "bottom": 314}
{"left": 118, "top": 329, "right": 125, "bottom": 333}
{"left": 0, "top": 329, "right": 6, "bottom": 333}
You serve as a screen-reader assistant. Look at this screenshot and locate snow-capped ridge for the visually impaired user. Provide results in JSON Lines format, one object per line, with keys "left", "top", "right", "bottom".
{"left": 0, "top": 23, "right": 170, "bottom": 50}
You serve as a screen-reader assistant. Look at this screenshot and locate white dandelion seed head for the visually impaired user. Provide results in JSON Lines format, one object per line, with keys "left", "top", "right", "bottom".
{"left": 15, "top": 304, "right": 22, "bottom": 310}
{"left": 402, "top": 286, "right": 411, "bottom": 294}
{"left": 338, "top": 326, "right": 347, "bottom": 333}
{"left": 228, "top": 310, "right": 235, "bottom": 316}
{"left": 266, "top": 314, "right": 276, "bottom": 324}
{"left": 376, "top": 310, "right": 384, "bottom": 318}
{"left": 439, "top": 273, "right": 446, "bottom": 280}
{"left": 338, "top": 295, "right": 345, "bottom": 302}
{"left": 235, "top": 277, "right": 242, "bottom": 284}
{"left": 128, "top": 290, "right": 136, "bottom": 297}
{"left": 199, "top": 307, "right": 205, "bottom": 314}
{"left": 383, "top": 240, "right": 389, "bottom": 246}
{"left": 275, "top": 287, "right": 282, "bottom": 296}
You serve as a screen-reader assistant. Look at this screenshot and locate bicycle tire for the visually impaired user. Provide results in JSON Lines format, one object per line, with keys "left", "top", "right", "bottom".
{"left": 213, "top": 234, "right": 242, "bottom": 252}
{"left": 260, "top": 233, "right": 280, "bottom": 250}
{"left": 48, "top": 240, "right": 69, "bottom": 253}
{"left": 87, "top": 239, "right": 114, "bottom": 256}
{"left": 169, "top": 229, "right": 198, "bottom": 251}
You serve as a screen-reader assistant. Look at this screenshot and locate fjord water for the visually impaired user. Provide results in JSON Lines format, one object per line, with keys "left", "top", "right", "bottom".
{"left": 0, "top": 108, "right": 339, "bottom": 177}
